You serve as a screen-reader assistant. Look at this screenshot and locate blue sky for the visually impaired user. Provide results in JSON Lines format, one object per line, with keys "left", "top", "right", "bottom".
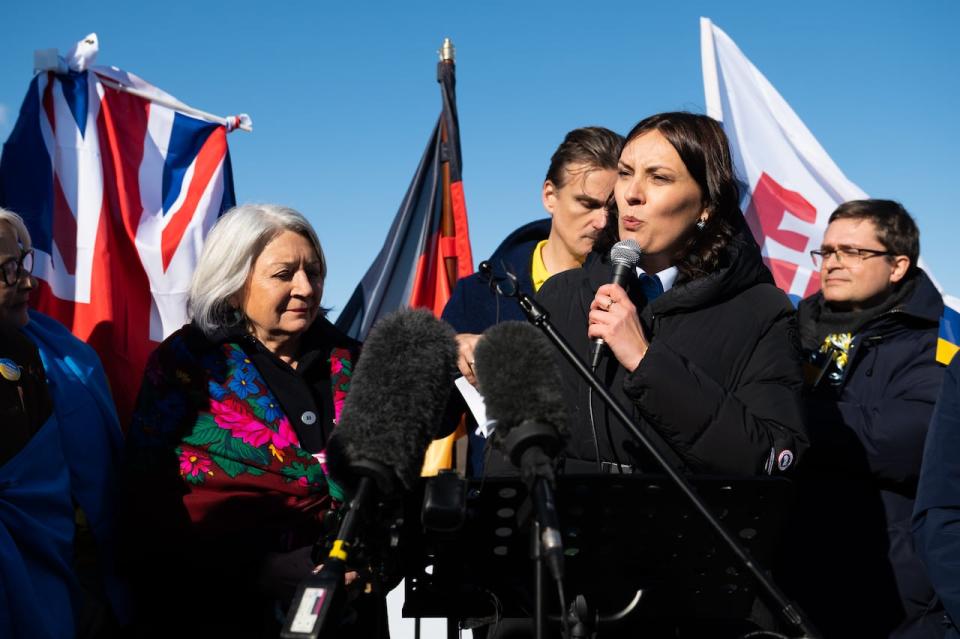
{"left": 2, "top": 0, "right": 957, "bottom": 318}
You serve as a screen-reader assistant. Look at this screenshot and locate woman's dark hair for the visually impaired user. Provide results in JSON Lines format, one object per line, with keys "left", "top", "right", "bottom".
{"left": 828, "top": 199, "right": 919, "bottom": 276}
{"left": 597, "top": 112, "right": 745, "bottom": 280}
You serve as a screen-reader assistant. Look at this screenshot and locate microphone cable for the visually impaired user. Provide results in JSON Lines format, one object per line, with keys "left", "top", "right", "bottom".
{"left": 586, "top": 382, "right": 603, "bottom": 473}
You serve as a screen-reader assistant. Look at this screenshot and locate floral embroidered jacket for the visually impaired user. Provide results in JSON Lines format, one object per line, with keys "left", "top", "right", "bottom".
{"left": 124, "top": 320, "right": 357, "bottom": 563}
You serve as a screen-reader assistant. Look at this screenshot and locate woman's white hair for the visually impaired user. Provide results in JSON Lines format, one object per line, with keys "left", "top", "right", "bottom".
{"left": 0, "top": 207, "right": 33, "bottom": 250}
{"left": 189, "top": 203, "right": 325, "bottom": 337}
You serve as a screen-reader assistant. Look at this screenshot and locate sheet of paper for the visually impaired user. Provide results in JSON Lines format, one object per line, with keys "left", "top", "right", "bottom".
{"left": 454, "top": 376, "right": 496, "bottom": 438}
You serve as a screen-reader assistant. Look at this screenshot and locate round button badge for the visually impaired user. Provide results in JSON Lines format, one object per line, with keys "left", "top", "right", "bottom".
{"left": 301, "top": 411, "right": 317, "bottom": 425}
{"left": 0, "top": 358, "right": 21, "bottom": 382}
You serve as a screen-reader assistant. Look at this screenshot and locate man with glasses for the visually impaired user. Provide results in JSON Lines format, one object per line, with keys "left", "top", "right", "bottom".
{"left": 780, "top": 199, "right": 947, "bottom": 638}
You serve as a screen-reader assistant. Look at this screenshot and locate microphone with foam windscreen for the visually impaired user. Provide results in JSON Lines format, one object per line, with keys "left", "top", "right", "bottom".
{"left": 282, "top": 308, "right": 457, "bottom": 639}
{"left": 589, "top": 239, "right": 642, "bottom": 370}
{"left": 474, "top": 321, "right": 569, "bottom": 582}
{"left": 325, "top": 308, "right": 458, "bottom": 493}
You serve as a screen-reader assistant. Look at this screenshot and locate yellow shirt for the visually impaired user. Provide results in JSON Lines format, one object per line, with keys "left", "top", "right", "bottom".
{"left": 531, "top": 239, "right": 551, "bottom": 293}
{"left": 531, "top": 239, "right": 587, "bottom": 292}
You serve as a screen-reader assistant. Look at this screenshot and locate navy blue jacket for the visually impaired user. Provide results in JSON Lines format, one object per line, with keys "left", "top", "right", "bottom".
{"left": 914, "top": 353, "right": 960, "bottom": 639}
{"left": 442, "top": 218, "right": 551, "bottom": 332}
{"left": 441, "top": 218, "right": 551, "bottom": 474}
{"left": 782, "top": 270, "right": 948, "bottom": 639}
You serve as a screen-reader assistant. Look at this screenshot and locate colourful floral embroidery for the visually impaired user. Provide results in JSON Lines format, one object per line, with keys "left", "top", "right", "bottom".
{"left": 210, "top": 397, "right": 297, "bottom": 450}
{"left": 322, "top": 348, "right": 353, "bottom": 501}
{"left": 178, "top": 448, "right": 213, "bottom": 484}
{"left": 227, "top": 348, "right": 253, "bottom": 369}
{"left": 228, "top": 366, "right": 260, "bottom": 399}
{"left": 130, "top": 330, "right": 355, "bottom": 498}
{"left": 281, "top": 461, "right": 327, "bottom": 487}
{"left": 208, "top": 379, "right": 228, "bottom": 400}
{"left": 329, "top": 348, "right": 353, "bottom": 425}
{"left": 254, "top": 395, "right": 283, "bottom": 423}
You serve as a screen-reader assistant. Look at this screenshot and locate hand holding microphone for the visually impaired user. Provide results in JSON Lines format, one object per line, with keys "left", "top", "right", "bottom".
{"left": 589, "top": 283, "right": 650, "bottom": 373}
{"left": 589, "top": 240, "right": 643, "bottom": 369}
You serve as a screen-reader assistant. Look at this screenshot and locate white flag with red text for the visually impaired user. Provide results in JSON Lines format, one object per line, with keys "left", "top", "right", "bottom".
{"left": 700, "top": 17, "right": 959, "bottom": 363}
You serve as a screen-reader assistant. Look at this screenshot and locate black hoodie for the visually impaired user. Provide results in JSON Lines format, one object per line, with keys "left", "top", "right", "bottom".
{"left": 536, "top": 230, "right": 808, "bottom": 476}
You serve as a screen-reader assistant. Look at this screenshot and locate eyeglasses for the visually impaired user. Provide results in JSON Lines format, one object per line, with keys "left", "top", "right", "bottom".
{"left": 0, "top": 249, "right": 34, "bottom": 286}
{"left": 810, "top": 246, "right": 892, "bottom": 269}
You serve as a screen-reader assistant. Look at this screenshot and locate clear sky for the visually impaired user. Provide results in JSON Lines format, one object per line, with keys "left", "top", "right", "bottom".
{"left": 2, "top": 0, "right": 957, "bottom": 320}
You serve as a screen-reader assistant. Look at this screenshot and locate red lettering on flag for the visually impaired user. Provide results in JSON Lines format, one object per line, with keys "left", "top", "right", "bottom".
{"left": 744, "top": 172, "right": 821, "bottom": 298}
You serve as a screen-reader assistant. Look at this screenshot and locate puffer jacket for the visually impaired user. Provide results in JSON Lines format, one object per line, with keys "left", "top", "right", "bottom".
{"left": 536, "top": 230, "right": 808, "bottom": 476}
{"left": 780, "top": 269, "right": 947, "bottom": 639}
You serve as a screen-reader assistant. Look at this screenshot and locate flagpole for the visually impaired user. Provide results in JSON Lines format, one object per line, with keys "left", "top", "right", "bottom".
{"left": 97, "top": 75, "right": 253, "bottom": 132}
{"left": 438, "top": 38, "right": 458, "bottom": 287}
{"left": 429, "top": 38, "right": 470, "bottom": 476}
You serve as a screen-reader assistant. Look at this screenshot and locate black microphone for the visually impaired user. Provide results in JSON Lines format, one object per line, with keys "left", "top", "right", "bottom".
{"left": 326, "top": 307, "right": 458, "bottom": 492}
{"left": 282, "top": 308, "right": 457, "bottom": 639}
{"left": 589, "top": 239, "right": 642, "bottom": 370}
{"left": 474, "top": 321, "right": 569, "bottom": 582}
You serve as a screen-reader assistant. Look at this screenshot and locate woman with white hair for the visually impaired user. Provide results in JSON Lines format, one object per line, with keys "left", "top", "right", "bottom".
{"left": 0, "top": 207, "right": 127, "bottom": 638}
{"left": 123, "top": 204, "right": 386, "bottom": 637}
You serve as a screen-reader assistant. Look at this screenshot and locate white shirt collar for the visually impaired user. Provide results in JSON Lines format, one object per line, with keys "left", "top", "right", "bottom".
{"left": 636, "top": 265, "right": 679, "bottom": 293}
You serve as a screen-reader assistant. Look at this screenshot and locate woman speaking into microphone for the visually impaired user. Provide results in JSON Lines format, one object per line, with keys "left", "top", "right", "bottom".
{"left": 537, "top": 112, "right": 807, "bottom": 476}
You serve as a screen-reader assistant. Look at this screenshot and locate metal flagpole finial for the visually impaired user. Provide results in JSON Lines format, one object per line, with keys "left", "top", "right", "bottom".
{"left": 439, "top": 38, "right": 455, "bottom": 62}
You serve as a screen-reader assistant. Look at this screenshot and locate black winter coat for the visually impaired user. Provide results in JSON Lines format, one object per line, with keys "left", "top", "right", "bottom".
{"left": 536, "top": 232, "right": 808, "bottom": 476}
{"left": 780, "top": 270, "right": 947, "bottom": 639}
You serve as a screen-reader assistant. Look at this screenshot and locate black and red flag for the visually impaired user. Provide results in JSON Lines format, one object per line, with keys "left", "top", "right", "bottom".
{"left": 335, "top": 39, "right": 473, "bottom": 471}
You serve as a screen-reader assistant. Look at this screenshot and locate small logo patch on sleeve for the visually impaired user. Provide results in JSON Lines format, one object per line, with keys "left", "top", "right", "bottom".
{"left": 777, "top": 449, "right": 795, "bottom": 472}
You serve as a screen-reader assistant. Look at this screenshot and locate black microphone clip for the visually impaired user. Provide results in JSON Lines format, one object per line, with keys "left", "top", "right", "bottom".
{"left": 479, "top": 259, "right": 522, "bottom": 298}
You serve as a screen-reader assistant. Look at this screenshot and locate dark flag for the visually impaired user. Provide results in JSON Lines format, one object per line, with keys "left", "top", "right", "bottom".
{"left": 335, "top": 39, "right": 473, "bottom": 472}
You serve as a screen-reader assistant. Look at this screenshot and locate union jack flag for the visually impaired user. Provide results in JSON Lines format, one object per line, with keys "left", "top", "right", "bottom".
{"left": 0, "top": 35, "right": 242, "bottom": 423}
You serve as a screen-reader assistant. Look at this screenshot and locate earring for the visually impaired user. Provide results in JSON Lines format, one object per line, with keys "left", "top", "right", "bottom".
{"left": 696, "top": 218, "right": 707, "bottom": 231}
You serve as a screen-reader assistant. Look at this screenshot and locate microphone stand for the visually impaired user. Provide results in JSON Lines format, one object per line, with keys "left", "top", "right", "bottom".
{"left": 533, "top": 520, "right": 544, "bottom": 639}
{"left": 516, "top": 293, "right": 821, "bottom": 639}
{"left": 499, "top": 421, "right": 566, "bottom": 638}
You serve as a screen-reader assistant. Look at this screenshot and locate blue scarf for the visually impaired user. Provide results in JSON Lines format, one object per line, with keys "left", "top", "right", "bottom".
{"left": 21, "top": 310, "right": 130, "bottom": 623}
{"left": 0, "top": 413, "right": 77, "bottom": 639}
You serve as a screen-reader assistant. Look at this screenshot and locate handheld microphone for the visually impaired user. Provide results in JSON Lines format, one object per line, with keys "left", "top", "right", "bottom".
{"left": 282, "top": 308, "right": 457, "bottom": 639}
{"left": 589, "top": 239, "right": 642, "bottom": 370}
{"left": 474, "top": 321, "right": 569, "bottom": 581}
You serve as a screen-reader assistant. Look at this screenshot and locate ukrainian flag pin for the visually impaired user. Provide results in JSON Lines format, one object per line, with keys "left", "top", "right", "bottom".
{"left": 0, "top": 358, "right": 22, "bottom": 382}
